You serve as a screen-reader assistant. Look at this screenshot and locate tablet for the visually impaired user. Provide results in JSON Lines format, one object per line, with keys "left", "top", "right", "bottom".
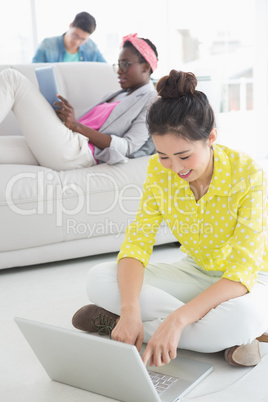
{"left": 35, "top": 66, "right": 60, "bottom": 110}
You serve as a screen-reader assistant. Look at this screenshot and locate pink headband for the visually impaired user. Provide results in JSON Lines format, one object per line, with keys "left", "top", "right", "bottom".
{"left": 121, "top": 33, "right": 158, "bottom": 72}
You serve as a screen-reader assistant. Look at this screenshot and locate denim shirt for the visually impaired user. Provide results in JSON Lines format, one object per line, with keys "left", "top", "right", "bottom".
{"left": 32, "top": 34, "right": 107, "bottom": 63}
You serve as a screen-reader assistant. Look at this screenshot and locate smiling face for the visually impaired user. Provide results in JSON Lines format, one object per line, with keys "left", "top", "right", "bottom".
{"left": 152, "top": 131, "right": 217, "bottom": 184}
{"left": 116, "top": 47, "right": 151, "bottom": 92}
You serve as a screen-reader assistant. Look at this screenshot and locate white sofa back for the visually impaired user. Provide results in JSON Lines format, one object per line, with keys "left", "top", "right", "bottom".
{"left": 0, "top": 62, "right": 120, "bottom": 136}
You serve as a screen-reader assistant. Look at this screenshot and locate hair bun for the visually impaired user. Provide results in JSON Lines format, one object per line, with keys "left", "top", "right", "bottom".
{"left": 156, "top": 70, "right": 198, "bottom": 99}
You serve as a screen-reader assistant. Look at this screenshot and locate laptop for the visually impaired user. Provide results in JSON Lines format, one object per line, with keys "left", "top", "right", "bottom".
{"left": 35, "top": 66, "right": 60, "bottom": 110}
{"left": 14, "top": 317, "right": 213, "bottom": 402}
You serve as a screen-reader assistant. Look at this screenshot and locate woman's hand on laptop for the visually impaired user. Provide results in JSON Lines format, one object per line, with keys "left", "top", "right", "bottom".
{"left": 142, "top": 310, "right": 183, "bottom": 367}
{"left": 111, "top": 308, "right": 144, "bottom": 352}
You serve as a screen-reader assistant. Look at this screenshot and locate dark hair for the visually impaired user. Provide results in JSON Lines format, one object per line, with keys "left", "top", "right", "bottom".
{"left": 147, "top": 70, "right": 215, "bottom": 141}
{"left": 72, "top": 12, "right": 96, "bottom": 34}
{"left": 123, "top": 38, "right": 158, "bottom": 75}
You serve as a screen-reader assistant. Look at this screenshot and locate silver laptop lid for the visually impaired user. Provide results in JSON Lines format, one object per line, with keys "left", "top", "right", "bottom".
{"left": 14, "top": 317, "right": 213, "bottom": 402}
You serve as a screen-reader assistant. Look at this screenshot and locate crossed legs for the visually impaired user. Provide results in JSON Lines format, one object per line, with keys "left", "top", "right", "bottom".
{"left": 85, "top": 258, "right": 268, "bottom": 353}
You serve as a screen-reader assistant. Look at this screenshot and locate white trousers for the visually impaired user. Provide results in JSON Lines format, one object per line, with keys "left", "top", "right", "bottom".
{"left": 0, "top": 69, "right": 95, "bottom": 170}
{"left": 86, "top": 257, "right": 268, "bottom": 353}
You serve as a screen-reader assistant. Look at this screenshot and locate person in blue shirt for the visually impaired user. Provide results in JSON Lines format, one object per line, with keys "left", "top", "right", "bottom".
{"left": 32, "top": 11, "right": 106, "bottom": 63}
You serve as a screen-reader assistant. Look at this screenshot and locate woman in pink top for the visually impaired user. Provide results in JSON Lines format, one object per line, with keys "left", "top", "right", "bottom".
{"left": 0, "top": 34, "right": 158, "bottom": 170}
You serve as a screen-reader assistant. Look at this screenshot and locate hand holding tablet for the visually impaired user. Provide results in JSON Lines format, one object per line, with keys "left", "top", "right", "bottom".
{"left": 35, "top": 66, "right": 61, "bottom": 110}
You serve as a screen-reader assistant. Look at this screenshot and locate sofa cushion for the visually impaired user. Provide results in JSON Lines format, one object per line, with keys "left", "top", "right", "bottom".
{"left": 0, "top": 156, "right": 167, "bottom": 251}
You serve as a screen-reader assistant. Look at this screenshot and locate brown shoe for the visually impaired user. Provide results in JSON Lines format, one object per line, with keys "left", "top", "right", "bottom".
{"left": 72, "top": 304, "right": 119, "bottom": 337}
{"left": 224, "top": 339, "right": 261, "bottom": 367}
{"left": 256, "top": 332, "right": 268, "bottom": 343}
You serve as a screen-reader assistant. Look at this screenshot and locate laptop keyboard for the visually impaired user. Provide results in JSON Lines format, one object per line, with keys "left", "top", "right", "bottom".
{"left": 148, "top": 370, "right": 178, "bottom": 394}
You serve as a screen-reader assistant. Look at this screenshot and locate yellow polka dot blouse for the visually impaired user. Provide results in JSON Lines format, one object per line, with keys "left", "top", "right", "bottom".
{"left": 118, "top": 144, "right": 268, "bottom": 291}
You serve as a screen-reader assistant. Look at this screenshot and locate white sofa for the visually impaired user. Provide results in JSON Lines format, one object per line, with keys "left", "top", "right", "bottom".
{"left": 0, "top": 62, "right": 176, "bottom": 270}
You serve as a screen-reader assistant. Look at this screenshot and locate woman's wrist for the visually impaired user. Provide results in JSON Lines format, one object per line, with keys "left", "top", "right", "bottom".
{"left": 120, "top": 302, "right": 141, "bottom": 317}
{"left": 171, "top": 308, "right": 191, "bottom": 330}
{"left": 72, "top": 120, "right": 83, "bottom": 133}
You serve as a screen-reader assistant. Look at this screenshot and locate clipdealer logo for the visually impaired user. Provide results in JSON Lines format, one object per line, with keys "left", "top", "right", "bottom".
{"left": 5, "top": 171, "right": 143, "bottom": 226}
{"left": 5, "top": 169, "right": 267, "bottom": 233}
